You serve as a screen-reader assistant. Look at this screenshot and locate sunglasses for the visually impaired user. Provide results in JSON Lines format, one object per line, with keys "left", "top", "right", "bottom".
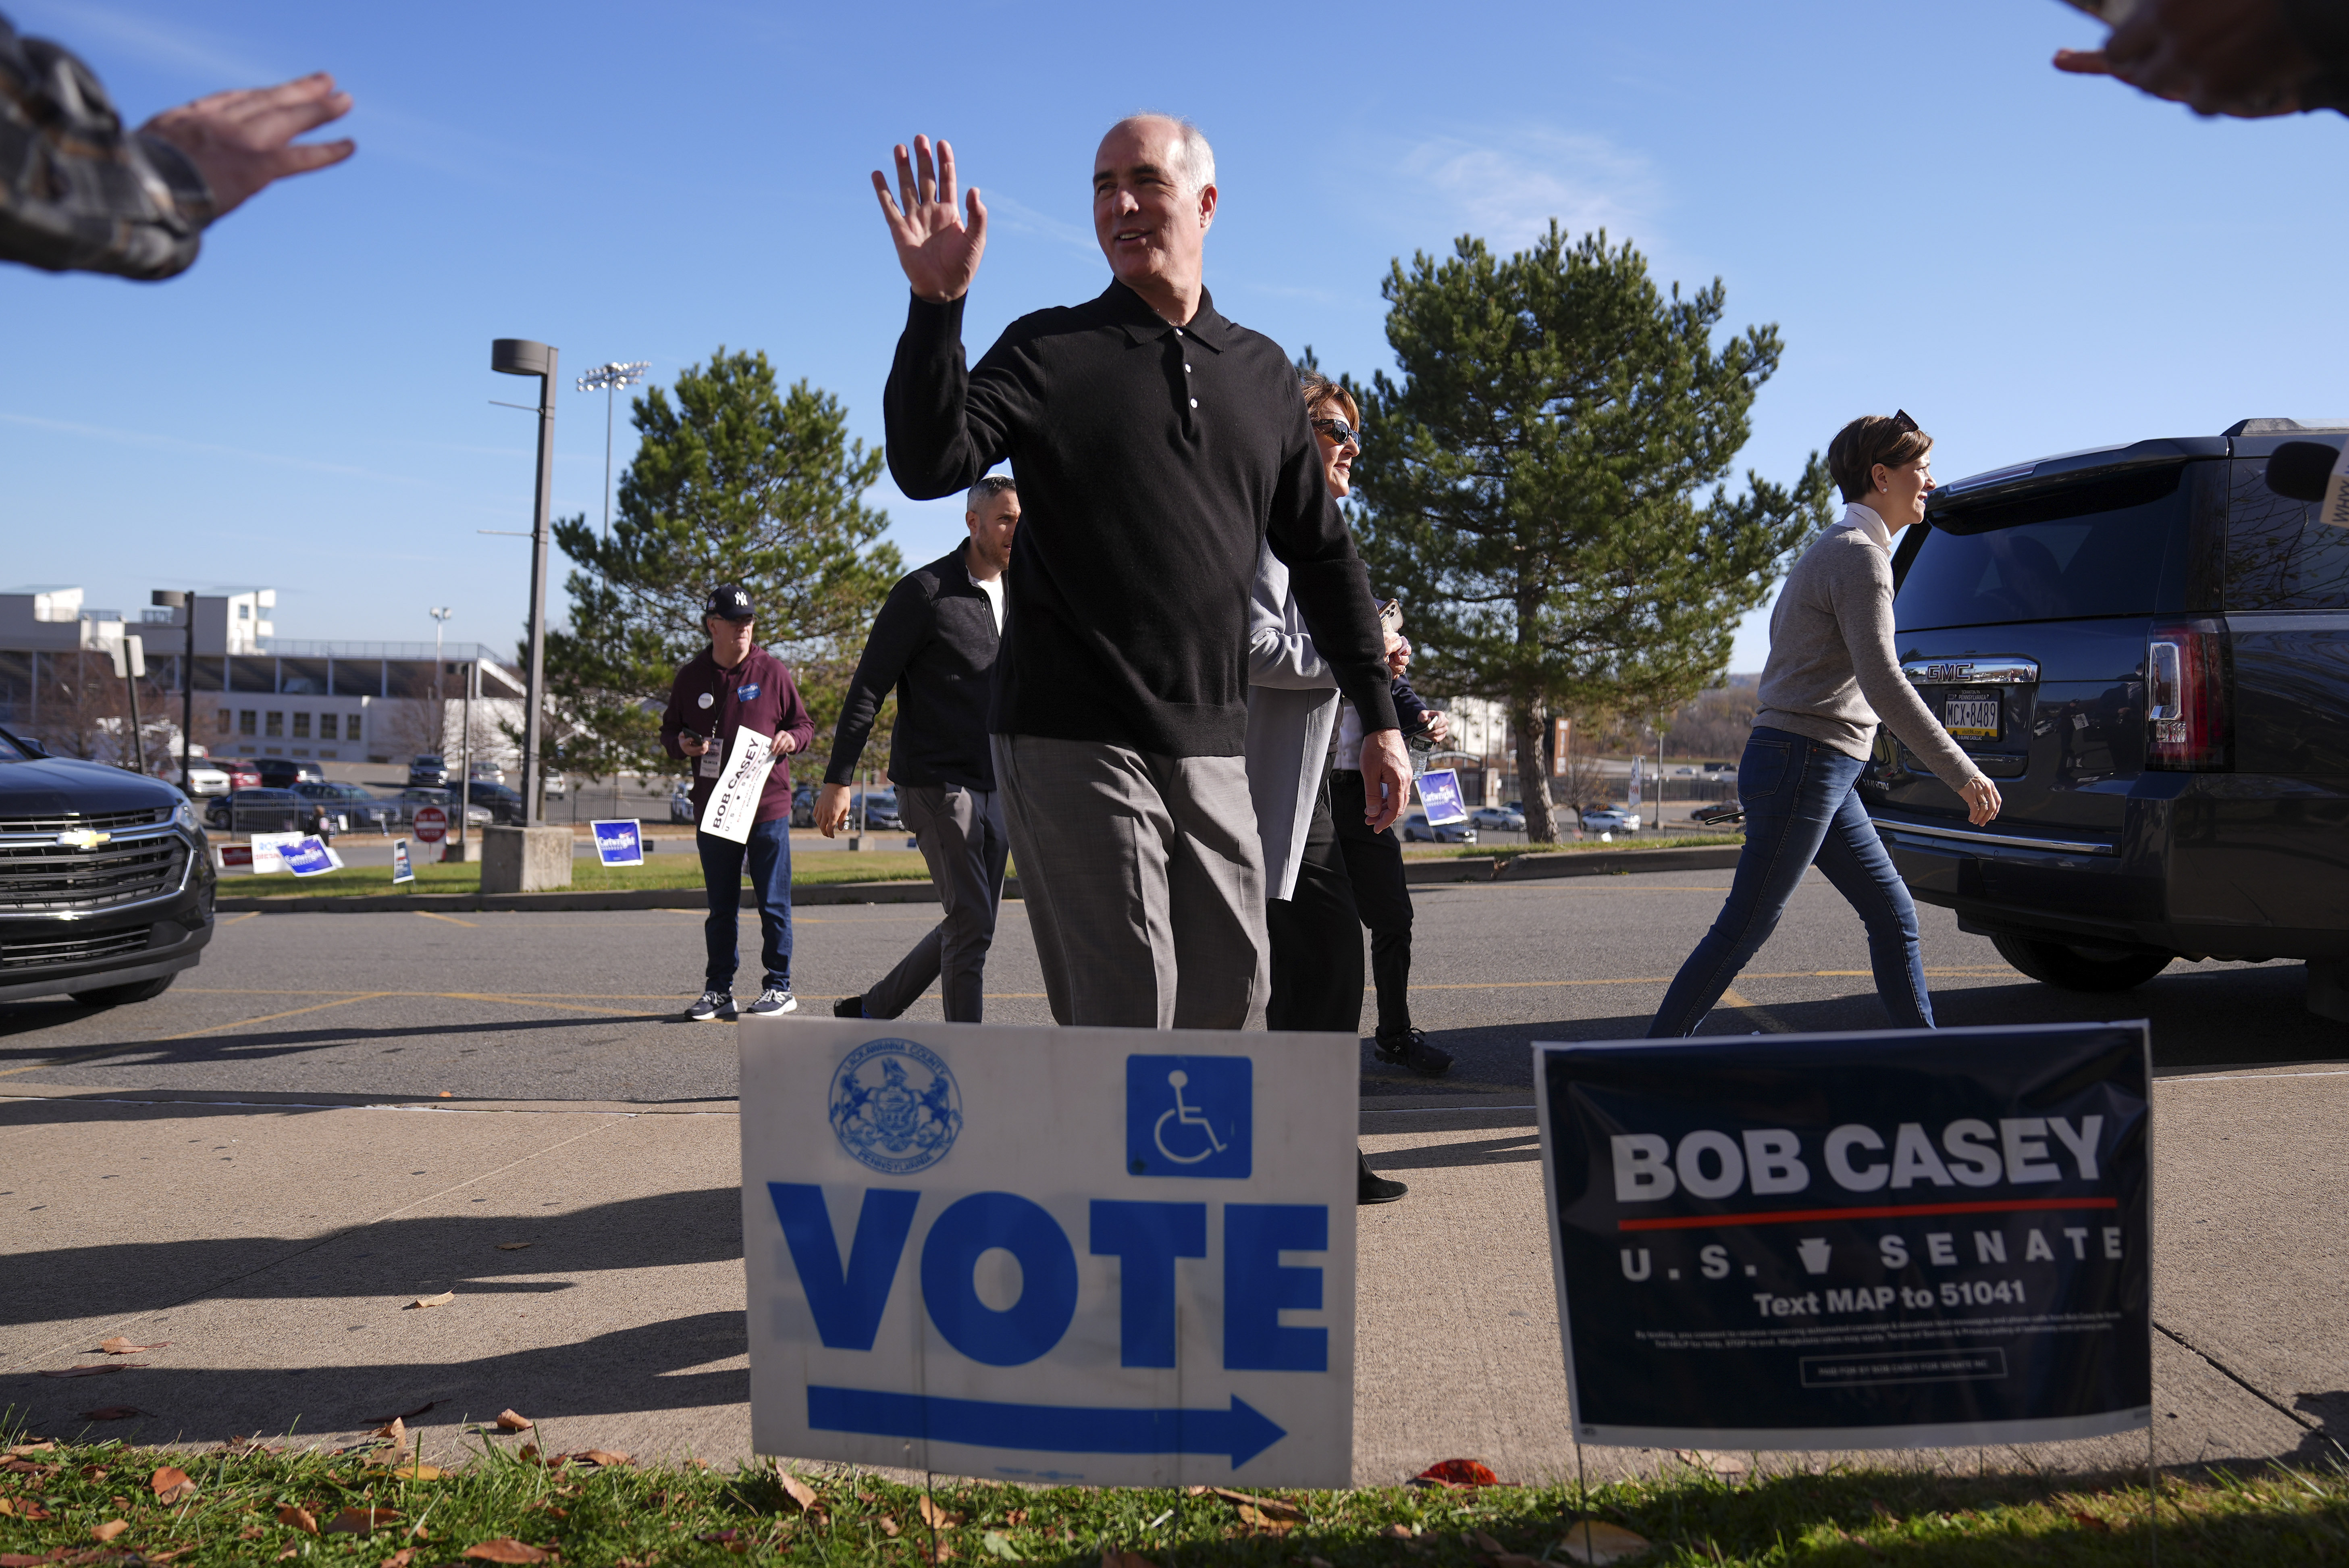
{"left": 1890, "top": 408, "right": 1919, "bottom": 434}
{"left": 1311, "top": 416, "right": 1362, "bottom": 449}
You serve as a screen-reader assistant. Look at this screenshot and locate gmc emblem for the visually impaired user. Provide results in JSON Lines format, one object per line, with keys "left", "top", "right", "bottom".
{"left": 1925, "top": 663, "right": 1974, "bottom": 683}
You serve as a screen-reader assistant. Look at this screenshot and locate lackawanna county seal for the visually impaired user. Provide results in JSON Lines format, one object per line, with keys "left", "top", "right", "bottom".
{"left": 829, "top": 1038, "right": 962, "bottom": 1175}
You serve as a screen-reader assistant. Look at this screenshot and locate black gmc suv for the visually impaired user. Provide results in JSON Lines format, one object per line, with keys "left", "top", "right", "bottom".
{"left": 0, "top": 723, "right": 218, "bottom": 1007}
{"left": 1866, "top": 418, "right": 2349, "bottom": 1020}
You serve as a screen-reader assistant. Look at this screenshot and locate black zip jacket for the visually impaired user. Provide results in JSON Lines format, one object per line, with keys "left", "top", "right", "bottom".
{"left": 883, "top": 281, "right": 1398, "bottom": 758}
{"left": 824, "top": 546, "right": 1001, "bottom": 792}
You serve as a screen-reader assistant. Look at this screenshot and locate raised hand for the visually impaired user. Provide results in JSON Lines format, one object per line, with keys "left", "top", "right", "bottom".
{"left": 139, "top": 73, "right": 355, "bottom": 219}
{"left": 2052, "top": 0, "right": 2313, "bottom": 117}
{"left": 871, "top": 135, "right": 987, "bottom": 304}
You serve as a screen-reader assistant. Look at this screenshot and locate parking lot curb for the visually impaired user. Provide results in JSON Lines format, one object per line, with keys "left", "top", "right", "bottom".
{"left": 211, "top": 850, "right": 1740, "bottom": 913}
{"left": 214, "top": 878, "right": 958, "bottom": 914}
{"left": 1403, "top": 844, "right": 1743, "bottom": 885}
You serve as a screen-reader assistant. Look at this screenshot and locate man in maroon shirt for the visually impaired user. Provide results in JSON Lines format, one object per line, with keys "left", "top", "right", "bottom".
{"left": 660, "top": 584, "right": 816, "bottom": 1021}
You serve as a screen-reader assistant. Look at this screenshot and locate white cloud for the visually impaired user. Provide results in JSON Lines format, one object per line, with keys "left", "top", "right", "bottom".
{"left": 1397, "top": 129, "right": 1663, "bottom": 254}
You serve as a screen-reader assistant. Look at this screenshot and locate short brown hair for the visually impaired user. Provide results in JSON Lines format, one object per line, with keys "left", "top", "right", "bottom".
{"left": 1827, "top": 413, "right": 1932, "bottom": 503}
{"left": 1298, "top": 368, "right": 1358, "bottom": 426}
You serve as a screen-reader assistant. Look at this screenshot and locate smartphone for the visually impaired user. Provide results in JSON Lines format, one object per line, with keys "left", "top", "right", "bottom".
{"left": 680, "top": 729, "right": 703, "bottom": 748}
{"left": 1377, "top": 599, "right": 1404, "bottom": 637}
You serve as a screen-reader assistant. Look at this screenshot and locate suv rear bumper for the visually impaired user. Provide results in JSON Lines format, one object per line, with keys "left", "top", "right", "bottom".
{"left": 1876, "top": 800, "right": 2349, "bottom": 962}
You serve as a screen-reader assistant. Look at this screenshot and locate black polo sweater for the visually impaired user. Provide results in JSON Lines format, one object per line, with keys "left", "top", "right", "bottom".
{"left": 823, "top": 545, "right": 1001, "bottom": 792}
{"left": 884, "top": 280, "right": 1398, "bottom": 758}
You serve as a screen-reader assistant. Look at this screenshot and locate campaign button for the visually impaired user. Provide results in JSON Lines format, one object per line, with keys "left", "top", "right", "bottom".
{"left": 1125, "top": 1054, "right": 1250, "bottom": 1179}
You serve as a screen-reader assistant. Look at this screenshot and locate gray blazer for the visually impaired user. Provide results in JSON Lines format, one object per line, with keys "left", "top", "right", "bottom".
{"left": 1243, "top": 543, "right": 1340, "bottom": 901}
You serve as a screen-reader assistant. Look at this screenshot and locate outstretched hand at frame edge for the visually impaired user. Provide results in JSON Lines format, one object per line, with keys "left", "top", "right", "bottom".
{"left": 872, "top": 134, "right": 987, "bottom": 304}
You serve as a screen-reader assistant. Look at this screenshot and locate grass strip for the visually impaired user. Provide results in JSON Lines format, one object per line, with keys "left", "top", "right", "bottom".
{"left": 4, "top": 1424, "right": 2347, "bottom": 1566}
{"left": 218, "top": 852, "right": 935, "bottom": 899}
{"left": 1403, "top": 835, "right": 1745, "bottom": 861}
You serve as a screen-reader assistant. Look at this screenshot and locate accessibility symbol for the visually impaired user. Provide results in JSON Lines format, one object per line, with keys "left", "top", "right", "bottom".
{"left": 831, "top": 1039, "right": 962, "bottom": 1175}
{"left": 1125, "top": 1054, "right": 1250, "bottom": 1179}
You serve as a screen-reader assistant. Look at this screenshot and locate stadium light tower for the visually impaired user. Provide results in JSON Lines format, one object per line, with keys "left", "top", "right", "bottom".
{"left": 576, "top": 360, "right": 649, "bottom": 541}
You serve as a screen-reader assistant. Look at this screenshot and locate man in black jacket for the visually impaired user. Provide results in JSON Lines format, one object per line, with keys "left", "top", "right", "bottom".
{"left": 869, "top": 116, "right": 1408, "bottom": 1029}
{"left": 818, "top": 476, "right": 1017, "bottom": 1022}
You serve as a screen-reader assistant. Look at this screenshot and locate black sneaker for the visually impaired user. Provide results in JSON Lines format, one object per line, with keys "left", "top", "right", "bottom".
{"left": 1358, "top": 1148, "right": 1407, "bottom": 1204}
{"left": 685, "top": 989, "right": 735, "bottom": 1023}
{"left": 744, "top": 986, "right": 798, "bottom": 1017}
{"left": 1374, "top": 1027, "right": 1453, "bottom": 1077}
{"left": 834, "top": 995, "right": 865, "bottom": 1019}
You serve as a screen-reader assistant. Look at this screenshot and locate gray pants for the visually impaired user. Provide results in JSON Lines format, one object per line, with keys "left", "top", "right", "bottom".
{"left": 991, "top": 733, "right": 1268, "bottom": 1029}
{"left": 860, "top": 782, "right": 1008, "bottom": 1023}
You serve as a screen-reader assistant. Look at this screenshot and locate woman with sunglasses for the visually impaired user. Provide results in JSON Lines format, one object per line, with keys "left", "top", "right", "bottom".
{"left": 1646, "top": 412, "right": 2001, "bottom": 1038}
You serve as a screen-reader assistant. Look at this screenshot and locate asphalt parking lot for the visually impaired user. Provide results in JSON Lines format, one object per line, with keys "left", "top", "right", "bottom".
{"left": 0, "top": 866, "right": 2338, "bottom": 1102}
{"left": 2, "top": 868, "right": 2344, "bottom": 1477}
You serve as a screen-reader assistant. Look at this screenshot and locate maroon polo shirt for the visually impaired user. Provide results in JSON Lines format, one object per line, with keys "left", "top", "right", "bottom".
{"left": 659, "top": 644, "right": 815, "bottom": 827}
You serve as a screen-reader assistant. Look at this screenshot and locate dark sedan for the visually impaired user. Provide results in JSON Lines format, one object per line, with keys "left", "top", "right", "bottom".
{"left": 293, "top": 780, "right": 394, "bottom": 830}
{"left": 204, "top": 788, "right": 308, "bottom": 834}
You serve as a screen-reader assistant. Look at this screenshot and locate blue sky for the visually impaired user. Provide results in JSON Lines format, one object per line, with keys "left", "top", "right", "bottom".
{"left": 4, "top": 0, "right": 2343, "bottom": 676}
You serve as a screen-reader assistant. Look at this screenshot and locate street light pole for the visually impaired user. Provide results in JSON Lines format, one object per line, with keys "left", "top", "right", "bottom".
{"left": 428, "top": 607, "right": 453, "bottom": 753}
{"left": 575, "top": 361, "right": 648, "bottom": 542}
{"left": 491, "top": 339, "right": 558, "bottom": 829}
{"left": 150, "top": 591, "right": 195, "bottom": 791}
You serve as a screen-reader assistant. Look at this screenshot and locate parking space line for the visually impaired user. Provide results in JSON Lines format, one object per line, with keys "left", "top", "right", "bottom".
{"left": 413, "top": 911, "right": 478, "bottom": 927}
{"left": 1716, "top": 985, "right": 1797, "bottom": 1033}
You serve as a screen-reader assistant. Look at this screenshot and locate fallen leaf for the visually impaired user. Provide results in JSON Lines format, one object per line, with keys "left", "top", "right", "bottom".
{"left": 921, "top": 1545, "right": 956, "bottom": 1565}
{"left": 496, "top": 1242, "right": 532, "bottom": 1252}
{"left": 919, "top": 1495, "right": 964, "bottom": 1530}
{"left": 39, "top": 1363, "right": 143, "bottom": 1378}
{"left": 78, "top": 1406, "right": 143, "bottom": 1422}
{"left": 1414, "top": 1459, "right": 1499, "bottom": 1488}
{"left": 0, "top": 1458, "right": 52, "bottom": 1476}
{"left": 1308, "top": 1558, "right": 1335, "bottom": 1568}
{"left": 879, "top": 1515, "right": 902, "bottom": 1537}
{"left": 277, "top": 1548, "right": 299, "bottom": 1562}
{"left": 406, "top": 1292, "right": 455, "bottom": 1310}
{"left": 379, "top": 1552, "right": 416, "bottom": 1568}
{"left": 279, "top": 1505, "right": 320, "bottom": 1535}
{"left": 327, "top": 1507, "right": 403, "bottom": 1535}
{"left": 363, "top": 1401, "right": 439, "bottom": 1424}
{"left": 1381, "top": 1524, "right": 1416, "bottom": 1539}
{"left": 437, "top": 1091, "right": 453, "bottom": 1098}
{"left": 1473, "top": 1531, "right": 1507, "bottom": 1553}
{"left": 777, "top": 1471, "right": 821, "bottom": 1513}
{"left": 1209, "top": 1487, "right": 1306, "bottom": 1522}
{"left": 2070, "top": 1511, "right": 2113, "bottom": 1533}
{"left": 495, "top": 1409, "right": 534, "bottom": 1432}
{"left": 981, "top": 1531, "right": 1024, "bottom": 1561}
{"left": 6, "top": 1500, "right": 51, "bottom": 1521}
{"left": 571, "top": 1449, "right": 631, "bottom": 1467}
{"left": 91, "top": 1338, "right": 168, "bottom": 1355}
{"left": 4, "top": 1443, "right": 54, "bottom": 1454}
{"left": 463, "top": 1541, "right": 550, "bottom": 1564}
{"left": 1098, "top": 1552, "right": 1154, "bottom": 1568}
{"left": 1557, "top": 1519, "right": 1651, "bottom": 1565}
{"left": 1672, "top": 1448, "right": 1746, "bottom": 1479}
{"left": 383, "top": 1463, "right": 443, "bottom": 1481}
{"left": 91, "top": 1521, "right": 130, "bottom": 1543}
{"left": 150, "top": 1466, "right": 197, "bottom": 1503}
{"left": 1235, "top": 1505, "right": 1293, "bottom": 1535}
{"left": 1005, "top": 1510, "right": 1027, "bottom": 1526}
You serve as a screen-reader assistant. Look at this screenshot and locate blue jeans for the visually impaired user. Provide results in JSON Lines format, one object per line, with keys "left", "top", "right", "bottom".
{"left": 1647, "top": 726, "right": 1931, "bottom": 1037}
{"left": 698, "top": 817, "right": 792, "bottom": 993}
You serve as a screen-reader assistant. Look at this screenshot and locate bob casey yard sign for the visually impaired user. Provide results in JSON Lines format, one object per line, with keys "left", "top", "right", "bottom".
{"left": 738, "top": 1017, "right": 1358, "bottom": 1487}
{"left": 1534, "top": 1021, "right": 2152, "bottom": 1449}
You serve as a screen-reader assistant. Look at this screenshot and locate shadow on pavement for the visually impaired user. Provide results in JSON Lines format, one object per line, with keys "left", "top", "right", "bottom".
{"left": 0, "top": 1186, "right": 745, "bottom": 1328}
{"left": 4, "top": 1310, "right": 750, "bottom": 1453}
{"left": 0, "top": 1009, "right": 670, "bottom": 1075}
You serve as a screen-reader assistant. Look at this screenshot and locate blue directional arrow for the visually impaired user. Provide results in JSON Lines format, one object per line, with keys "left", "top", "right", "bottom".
{"left": 807, "top": 1386, "right": 1288, "bottom": 1468}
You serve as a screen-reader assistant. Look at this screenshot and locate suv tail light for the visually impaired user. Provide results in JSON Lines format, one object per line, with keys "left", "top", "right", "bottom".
{"left": 2147, "top": 619, "right": 2231, "bottom": 772}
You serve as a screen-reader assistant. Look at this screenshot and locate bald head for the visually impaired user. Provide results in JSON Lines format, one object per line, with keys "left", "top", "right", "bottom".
{"left": 1092, "top": 114, "right": 1218, "bottom": 324}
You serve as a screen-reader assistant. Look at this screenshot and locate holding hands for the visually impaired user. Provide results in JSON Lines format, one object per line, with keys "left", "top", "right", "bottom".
{"left": 872, "top": 135, "right": 987, "bottom": 304}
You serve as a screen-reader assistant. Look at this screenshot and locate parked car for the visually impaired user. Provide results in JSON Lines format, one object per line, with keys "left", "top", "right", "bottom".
{"left": 850, "top": 789, "right": 902, "bottom": 831}
{"left": 1469, "top": 806, "right": 1526, "bottom": 832}
{"left": 542, "top": 772, "right": 567, "bottom": 798}
{"left": 1673, "top": 766, "right": 1697, "bottom": 776}
{"left": 0, "top": 723, "right": 215, "bottom": 1007}
{"left": 252, "top": 758, "right": 325, "bottom": 788}
{"left": 1580, "top": 806, "right": 1642, "bottom": 833}
{"left": 468, "top": 760, "right": 505, "bottom": 785}
{"left": 1867, "top": 419, "right": 2349, "bottom": 1015}
{"left": 792, "top": 781, "right": 817, "bottom": 828}
{"left": 464, "top": 782, "right": 528, "bottom": 824}
{"left": 670, "top": 782, "right": 695, "bottom": 824}
{"left": 218, "top": 759, "right": 262, "bottom": 790}
{"left": 293, "top": 780, "right": 395, "bottom": 831}
{"left": 408, "top": 753, "right": 449, "bottom": 787}
{"left": 1400, "top": 811, "right": 1477, "bottom": 844}
{"left": 204, "top": 788, "right": 307, "bottom": 833}
{"left": 175, "top": 760, "right": 230, "bottom": 797}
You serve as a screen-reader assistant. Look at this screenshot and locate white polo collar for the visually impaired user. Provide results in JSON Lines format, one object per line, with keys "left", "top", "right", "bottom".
{"left": 1840, "top": 501, "right": 1892, "bottom": 551}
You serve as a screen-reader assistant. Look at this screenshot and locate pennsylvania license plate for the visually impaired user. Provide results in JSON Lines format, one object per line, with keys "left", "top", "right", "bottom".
{"left": 1944, "top": 695, "right": 2002, "bottom": 740}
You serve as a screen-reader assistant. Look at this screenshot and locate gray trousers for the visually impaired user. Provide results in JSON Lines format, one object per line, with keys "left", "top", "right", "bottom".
{"left": 991, "top": 733, "right": 1268, "bottom": 1029}
{"left": 860, "top": 782, "right": 1008, "bottom": 1023}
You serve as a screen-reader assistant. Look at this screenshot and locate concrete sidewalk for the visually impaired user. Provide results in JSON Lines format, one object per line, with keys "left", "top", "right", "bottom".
{"left": 1, "top": 1074, "right": 2339, "bottom": 1483}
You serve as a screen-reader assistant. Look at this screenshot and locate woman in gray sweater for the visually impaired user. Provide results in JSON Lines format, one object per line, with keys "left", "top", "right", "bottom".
{"left": 1647, "top": 412, "right": 2002, "bottom": 1037}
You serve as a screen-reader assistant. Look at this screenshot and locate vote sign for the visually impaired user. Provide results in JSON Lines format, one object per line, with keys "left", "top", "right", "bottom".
{"left": 1416, "top": 767, "right": 1468, "bottom": 826}
{"left": 591, "top": 819, "right": 644, "bottom": 866}
{"left": 412, "top": 805, "right": 448, "bottom": 845}
{"left": 740, "top": 1017, "right": 1357, "bottom": 1486}
{"left": 1535, "top": 1021, "right": 2150, "bottom": 1449}
{"left": 280, "top": 835, "right": 339, "bottom": 876}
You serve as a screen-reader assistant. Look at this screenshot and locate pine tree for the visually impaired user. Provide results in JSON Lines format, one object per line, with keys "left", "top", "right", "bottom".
{"left": 1348, "top": 223, "right": 1833, "bottom": 843}
{"left": 543, "top": 349, "right": 901, "bottom": 783}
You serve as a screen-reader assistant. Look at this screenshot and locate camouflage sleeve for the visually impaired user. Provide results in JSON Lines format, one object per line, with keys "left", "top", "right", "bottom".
{"left": 0, "top": 13, "right": 214, "bottom": 280}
